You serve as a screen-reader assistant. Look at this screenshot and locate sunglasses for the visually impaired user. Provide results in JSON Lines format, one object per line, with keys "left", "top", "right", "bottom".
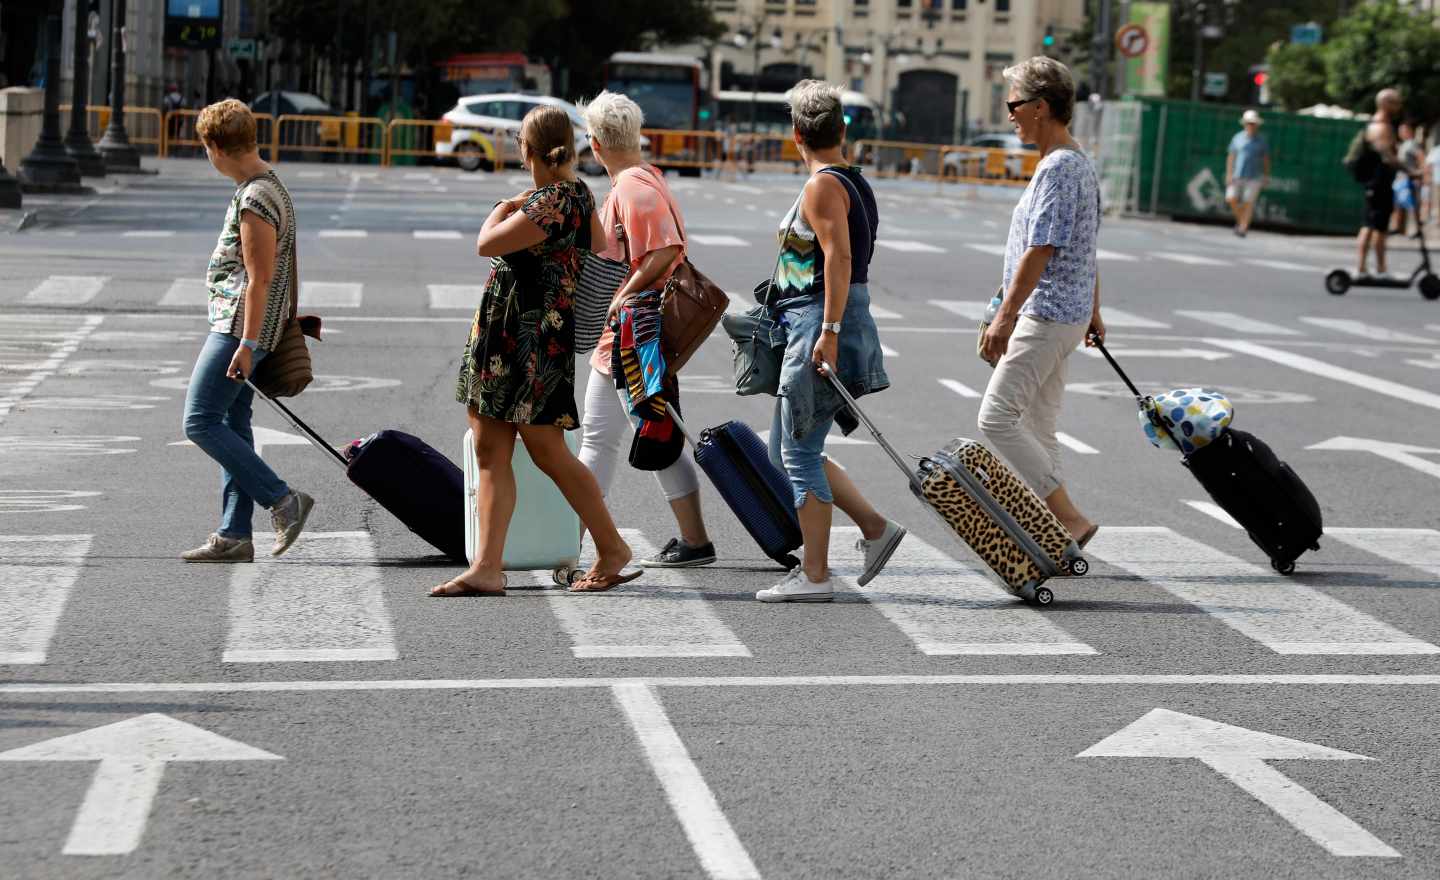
{"left": 1006, "top": 97, "right": 1039, "bottom": 115}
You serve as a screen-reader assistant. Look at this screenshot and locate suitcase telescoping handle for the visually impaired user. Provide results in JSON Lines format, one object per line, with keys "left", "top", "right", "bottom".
{"left": 244, "top": 379, "right": 350, "bottom": 470}
{"left": 816, "top": 363, "right": 927, "bottom": 495}
{"left": 1086, "top": 336, "right": 1184, "bottom": 451}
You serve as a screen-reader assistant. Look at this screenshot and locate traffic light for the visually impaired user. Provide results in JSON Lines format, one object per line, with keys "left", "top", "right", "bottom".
{"left": 1253, "top": 71, "right": 1268, "bottom": 87}
{"left": 1042, "top": 26, "right": 1056, "bottom": 48}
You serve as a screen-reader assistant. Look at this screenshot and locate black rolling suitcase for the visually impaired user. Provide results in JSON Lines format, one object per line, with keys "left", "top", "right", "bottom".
{"left": 1091, "top": 342, "right": 1323, "bottom": 573}
{"left": 247, "top": 381, "right": 468, "bottom": 562}
{"left": 668, "top": 405, "right": 802, "bottom": 570}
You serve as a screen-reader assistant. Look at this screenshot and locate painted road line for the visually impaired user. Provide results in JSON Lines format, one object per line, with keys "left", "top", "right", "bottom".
{"left": 1174, "top": 310, "right": 1303, "bottom": 337}
{"left": 1096, "top": 249, "right": 1138, "bottom": 262}
{"left": 0, "top": 535, "right": 92, "bottom": 664}
{"left": 121, "top": 230, "right": 175, "bottom": 238}
{"left": 831, "top": 527, "right": 1097, "bottom": 656}
{"left": 318, "top": 229, "right": 368, "bottom": 238}
{"left": 1245, "top": 258, "right": 1320, "bottom": 272}
{"left": 724, "top": 292, "right": 755, "bottom": 316}
{"left": 223, "top": 531, "right": 396, "bottom": 662}
{"left": 929, "top": 299, "right": 989, "bottom": 321}
{"left": 546, "top": 531, "right": 749, "bottom": 659}
{"left": 1205, "top": 338, "right": 1440, "bottom": 412}
{"left": 1153, "top": 252, "right": 1228, "bottom": 267}
{"left": 157, "top": 277, "right": 205, "bottom": 308}
{"left": 938, "top": 378, "right": 982, "bottom": 399}
{"left": 1056, "top": 432, "right": 1098, "bottom": 454}
{"left": 1183, "top": 499, "right": 1242, "bottom": 528}
{"left": 428, "top": 284, "right": 484, "bottom": 310}
{"left": 1327, "top": 527, "right": 1440, "bottom": 580}
{"left": 1102, "top": 307, "right": 1170, "bottom": 328}
{"left": 612, "top": 684, "right": 760, "bottom": 879}
{"left": 0, "top": 315, "right": 105, "bottom": 424}
{"left": 1086, "top": 527, "right": 1439, "bottom": 655}
{"left": 965, "top": 243, "right": 1007, "bottom": 257}
{"left": 877, "top": 240, "right": 946, "bottom": 253}
{"left": 1308, "top": 436, "right": 1440, "bottom": 481}
{"left": 22, "top": 276, "right": 109, "bottom": 306}
{"left": 868, "top": 305, "right": 903, "bottom": 320}
{"left": 689, "top": 234, "right": 748, "bottom": 247}
{"left": 1298, "top": 317, "right": 1436, "bottom": 344}
{"left": 413, "top": 230, "right": 463, "bottom": 240}
{"left": 880, "top": 343, "right": 898, "bottom": 357}
{"left": 299, "top": 281, "right": 363, "bottom": 309}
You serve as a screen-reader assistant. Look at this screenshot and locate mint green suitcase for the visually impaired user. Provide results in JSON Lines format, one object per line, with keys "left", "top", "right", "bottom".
{"left": 463, "top": 429, "right": 582, "bottom": 586}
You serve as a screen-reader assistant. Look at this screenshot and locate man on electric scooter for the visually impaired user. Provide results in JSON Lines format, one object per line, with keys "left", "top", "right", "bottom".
{"left": 1355, "top": 88, "right": 1404, "bottom": 280}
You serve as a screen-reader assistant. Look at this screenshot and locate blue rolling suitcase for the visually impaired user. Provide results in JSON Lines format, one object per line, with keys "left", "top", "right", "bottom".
{"left": 669, "top": 405, "right": 802, "bottom": 570}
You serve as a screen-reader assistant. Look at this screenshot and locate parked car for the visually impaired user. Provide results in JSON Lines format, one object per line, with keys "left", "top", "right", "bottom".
{"left": 436, "top": 93, "right": 604, "bottom": 174}
{"left": 942, "top": 133, "right": 1037, "bottom": 180}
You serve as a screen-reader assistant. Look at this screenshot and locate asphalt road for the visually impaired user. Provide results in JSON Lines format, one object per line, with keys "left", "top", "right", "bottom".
{"left": 3, "top": 158, "right": 1440, "bottom": 879}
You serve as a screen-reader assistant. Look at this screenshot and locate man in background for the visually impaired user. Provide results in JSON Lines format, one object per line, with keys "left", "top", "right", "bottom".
{"left": 1224, "top": 110, "right": 1270, "bottom": 238}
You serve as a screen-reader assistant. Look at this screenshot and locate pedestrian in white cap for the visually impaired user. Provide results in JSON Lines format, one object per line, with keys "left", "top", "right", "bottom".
{"left": 1225, "top": 109, "right": 1270, "bottom": 237}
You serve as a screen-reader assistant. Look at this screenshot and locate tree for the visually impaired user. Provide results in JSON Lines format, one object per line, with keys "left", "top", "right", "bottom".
{"left": 1266, "top": 42, "right": 1327, "bottom": 111}
{"left": 1323, "top": 0, "right": 1440, "bottom": 125}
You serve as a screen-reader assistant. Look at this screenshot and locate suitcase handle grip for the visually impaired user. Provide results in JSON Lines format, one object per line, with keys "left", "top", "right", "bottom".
{"left": 816, "top": 363, "right": 925, "bottom": 494}
{"left": 246, "top": 380, "right": 350, "bottom": 470}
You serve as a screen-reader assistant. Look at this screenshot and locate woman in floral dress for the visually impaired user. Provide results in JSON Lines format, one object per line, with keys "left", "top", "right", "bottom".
{"left": 433, "top": 105, "right": 638, "bottom": 597}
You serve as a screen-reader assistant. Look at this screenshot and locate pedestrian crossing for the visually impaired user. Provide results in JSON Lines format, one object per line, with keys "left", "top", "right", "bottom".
{"left": 3, "top": 524, "right": 1438, "bottom": 667}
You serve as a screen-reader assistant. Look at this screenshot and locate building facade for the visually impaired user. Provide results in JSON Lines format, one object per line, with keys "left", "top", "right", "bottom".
{"left": 700, "top": 0, "right": 1084, "bottom": 142}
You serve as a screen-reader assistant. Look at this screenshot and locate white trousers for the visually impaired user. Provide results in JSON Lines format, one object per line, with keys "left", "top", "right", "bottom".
{"left": 577, "top": 366, "right": 701, "bottom": 502}
{"left": 977, "top": 316, "right": 1087, "bottom": 498}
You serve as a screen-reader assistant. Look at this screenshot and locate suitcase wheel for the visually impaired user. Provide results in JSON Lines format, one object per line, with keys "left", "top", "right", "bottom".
{"left": 1067, "top": 558, "right": 1089, "bottom": 577}
{"left": 1033, "top": 586, "right": 1054, "bottom": 606}
{"left": 1271, "top": 558, "right": 1297, "bottom": 576}
{"left": 553, "top": 566, "right": 580, "bottom": 587}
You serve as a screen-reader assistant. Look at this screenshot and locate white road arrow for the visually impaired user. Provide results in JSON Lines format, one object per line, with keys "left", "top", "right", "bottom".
{"left": 1307, "top": 436, "right": 1440, "bottom": 482}
{"left": 0, "top": 713, "right": 281, "bottom": 856}
{"left": 168, "top": 425, "right": 312, "bottom": 457}
{"left": 1078, "top": 708, "right": 1399, "bottom": 858}
{"left": 1078, "top": 346, "right": 1231, "bottom": 361}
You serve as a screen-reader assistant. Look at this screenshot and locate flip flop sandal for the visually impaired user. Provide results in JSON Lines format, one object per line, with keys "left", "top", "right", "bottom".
{"left": 429, "top": 574, "right": 508, "bottom": 597}
{"left": 567, "top": 570, "right": 643, "bottom": 594}
{"left": 1078, "top": 525, "right": 1100, "bottom": 549}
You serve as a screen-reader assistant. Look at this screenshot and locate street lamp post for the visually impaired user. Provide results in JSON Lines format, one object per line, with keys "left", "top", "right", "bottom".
{"left": 19, "top": 0, "right": 84, "bottom": 189}
{"left": 64, "top": 1, "right": 108, "bottom": 176}
{"left": 97, "top": 0, "right": 142, "bottom": 171}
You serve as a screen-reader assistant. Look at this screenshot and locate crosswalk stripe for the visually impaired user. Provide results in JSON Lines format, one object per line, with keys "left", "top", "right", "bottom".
{"left": 1245, "top": 258, "right": 1318, "bottom": 272}
{"left": 545, "top": 531, "right": 749, "bottom": 658}
{"left": 0, "top": 535, "right": 92, "bottom": 664}
{"left": 880, "top": 343, "right": 898, "bottom": 357}
{"left": 1055, "top": 432, "right": 1098, "bottom": 454}
{"left": 224, "top": 531, "right": 397, "bottom": 663}
{"left": 428, "top": 284, "right": 483, "bottom": 310}
{"left": 929, "top": 299, "right": 989, "bottom": 321}
{"left": 1102, "top": 307, "right": 1169, "bottom": 328}
{"left": 158, "top": 277, "right": 206, "bottom": 307}
{"left": 877, "top": 240, "right": 946, "bottom": 253}
{"left": 689, "top": 234, "right": 748, "bottom": 247}
{"left": 22, "top": 276, "right": 108, "bottom": 306}
{"left": 938, "top": 378, "right": 982, "bottom": 399}
{"left": 1086, "top": 526, "right": 1440, "bottom": 655}
{"left": 965, "top": 243, "right": 1007, "bottom": 257}
{"left": 868, "top": 305, "right": 904, "bottom": 320}
{"left": 1154, "top": 252, "right": 1228, "bottom": 267}
{"left": 831, "top": 527, "right": 1097, "bottom": 655}
{"left": 414, "top": 230, "right": 463, "bottom": 240}
{"left": 724, "top": 292, "right": 755, "bottom": 315}
{"left": 1175, "top": 310, "right": 1303, "bottom": 336}
{"left": 1096, "top": 249, "right": 1138, "bottom": 262}
{"left": 1298, "top": 317, "right": 1436, "bottom": 344}
{"left": 1327, "top": 528, "right": 1440, "bottom": 579}
{"left": 318, "top": 229, "right": 368, "bottom": 239}
{"left": 1183, "top": 499, "right": 1242, "bottom": 528}
{"left": 122, "top": 230, "right": 175, "bottom": 238}
{"left": 299, "top": 281, "right": 363, "bottom": 309}
{"left": 1205, "top": 338, "right": 1440, "bottom": 413}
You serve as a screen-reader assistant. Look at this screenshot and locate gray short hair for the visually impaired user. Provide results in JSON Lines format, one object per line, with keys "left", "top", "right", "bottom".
{"left": 788, "top": 80, "right": 846, "bottom": 149}
{"left": 1003, "top": 56, "right": 1076, "bottom": 125}
{"left": 581, "top": 90, "right": 644, "bottom": 152}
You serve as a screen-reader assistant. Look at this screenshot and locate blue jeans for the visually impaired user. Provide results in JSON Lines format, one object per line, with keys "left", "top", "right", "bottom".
{"left": 183, "top": 332, "right": 290, "bottom": 539}
{"left": 769, "top": 398, "right": 834, "bottom": 508}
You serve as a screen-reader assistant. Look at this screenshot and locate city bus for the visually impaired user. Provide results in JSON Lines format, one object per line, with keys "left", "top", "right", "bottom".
{"left": 713, "top": 90, "right": 880, "bottom": 141}
{"left": 603, "top": 52, "right": 708, "bottom": 174}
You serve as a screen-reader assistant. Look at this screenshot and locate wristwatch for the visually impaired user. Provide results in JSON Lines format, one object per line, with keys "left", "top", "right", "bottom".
{"left": 820, "top": 321, "right": 842, "bottom": 335}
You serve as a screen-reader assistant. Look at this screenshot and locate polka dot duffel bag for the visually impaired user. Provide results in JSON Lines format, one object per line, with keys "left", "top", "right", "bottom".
{"left": 1139, "top": 387, "right": 1235, "bottom": 454}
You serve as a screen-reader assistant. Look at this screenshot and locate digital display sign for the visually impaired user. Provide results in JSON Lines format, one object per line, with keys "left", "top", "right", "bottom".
{"left": 165, "top": 0, "right": 222, "bottom": 50}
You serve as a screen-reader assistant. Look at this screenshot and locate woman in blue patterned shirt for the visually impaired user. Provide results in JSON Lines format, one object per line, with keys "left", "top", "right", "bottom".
{"left": 978, "top": 57, "right": 1106, "bottom": 548}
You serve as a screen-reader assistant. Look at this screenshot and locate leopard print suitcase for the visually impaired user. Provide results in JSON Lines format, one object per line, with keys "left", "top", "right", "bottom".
{"left": 917, "top": 438, "right": 1082, "bottom": 602}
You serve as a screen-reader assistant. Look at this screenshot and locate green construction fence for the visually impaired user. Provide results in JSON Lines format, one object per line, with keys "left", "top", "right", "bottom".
{"left": 1127, "top": 97, "right": 1366, "bottom": 235}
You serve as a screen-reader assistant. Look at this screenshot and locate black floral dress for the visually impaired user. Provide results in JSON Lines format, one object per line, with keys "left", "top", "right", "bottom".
{"left": 456, "top": 180, "right": 594, "bottom": 428}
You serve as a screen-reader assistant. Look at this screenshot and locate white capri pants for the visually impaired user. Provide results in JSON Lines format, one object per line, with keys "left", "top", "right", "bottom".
{"left": 577, "top": 366, "right": 701, "bottom": 502}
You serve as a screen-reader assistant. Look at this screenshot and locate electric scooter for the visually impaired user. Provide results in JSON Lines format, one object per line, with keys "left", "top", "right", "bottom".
{"left": 1325, "top": 176, "right": 1440, "bottom": 300}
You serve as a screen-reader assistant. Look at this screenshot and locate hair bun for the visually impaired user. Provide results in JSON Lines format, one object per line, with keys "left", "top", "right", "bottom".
{"left": 545, "top": 144, "right": 571, "bottom": 166}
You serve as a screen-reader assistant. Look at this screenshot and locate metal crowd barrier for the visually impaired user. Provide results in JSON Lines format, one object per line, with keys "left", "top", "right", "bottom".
{"left": 388, "top": 119, "right": 510, "bottom": 170}
{"left": 640, "top": 129, "right": 727, "bottom": 172}
{"left": 160, "top": 109, "right": 274, "bottom": 158}
{"left": 273, "top": 114, "right": 385, "bottom": 164}
{"left": 852, "top": 138, "right": 1035, "bottom": 186}
{"left": 59, "top": 105, "right": 163, "bottom": 154}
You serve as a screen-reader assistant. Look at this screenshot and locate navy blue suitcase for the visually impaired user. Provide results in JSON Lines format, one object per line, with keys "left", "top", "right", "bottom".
{"left": 669, "top": 405, "right": 802, "bottom": 570}
{"left": 248, "top": 382, "right": 468, "bottom": 563}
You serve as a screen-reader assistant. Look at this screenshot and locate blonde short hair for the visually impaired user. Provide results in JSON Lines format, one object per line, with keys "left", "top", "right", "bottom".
{"left": 582, "top": 90, "right": 644, "bottom": 152}
{"left": 196, "top": 98, "right": 258, "bottom": 156}
{"left": 788, "top": 80, "right": 845, "bottom": 149}
{"left": 1002, "top": 56, "right": 1076, "bottom": 125}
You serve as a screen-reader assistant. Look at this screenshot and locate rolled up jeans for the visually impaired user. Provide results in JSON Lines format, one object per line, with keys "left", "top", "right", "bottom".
{"left": 768, "top": 399, "right": 834, "bottom": 508}
{"left": 977, "top": 315, "right": 1087, "bottom": 498}
{"left": 183, "top": 331, "right": 291, "bottom": 539}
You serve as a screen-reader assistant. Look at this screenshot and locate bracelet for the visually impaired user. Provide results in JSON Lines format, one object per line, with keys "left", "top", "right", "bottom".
{"left": 240, "top": 338, "right": 259, "bottom": 351}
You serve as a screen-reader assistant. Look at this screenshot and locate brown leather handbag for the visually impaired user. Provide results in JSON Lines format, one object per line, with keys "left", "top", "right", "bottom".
{"left": 639, "top": 167, "right": 729, "bottom": 375}
{"left": 251, "top": 249, "right": 322, "bottom": 397}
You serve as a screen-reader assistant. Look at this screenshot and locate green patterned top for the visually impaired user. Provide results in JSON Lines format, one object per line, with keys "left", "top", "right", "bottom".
{"left": 206, "top": 171, "right": 296, "bottom": 352}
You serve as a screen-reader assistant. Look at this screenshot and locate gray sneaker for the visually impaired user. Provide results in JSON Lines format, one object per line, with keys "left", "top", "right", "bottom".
{"left": 182, "top": 533, "right": 255, "bottom": 563}
{"left": 855, "top": 520, "right": 907, "bottom": 587}
{"left": 269, "top": 491, "right": 314, "bottom": 557}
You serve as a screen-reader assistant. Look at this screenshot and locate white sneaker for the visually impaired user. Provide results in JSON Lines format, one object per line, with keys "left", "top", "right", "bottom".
{"left": 855, "top": 520, "right": 907, "bottom": 587}
{"left": 756, "top": 568, "right": 834, "bottom": 603}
